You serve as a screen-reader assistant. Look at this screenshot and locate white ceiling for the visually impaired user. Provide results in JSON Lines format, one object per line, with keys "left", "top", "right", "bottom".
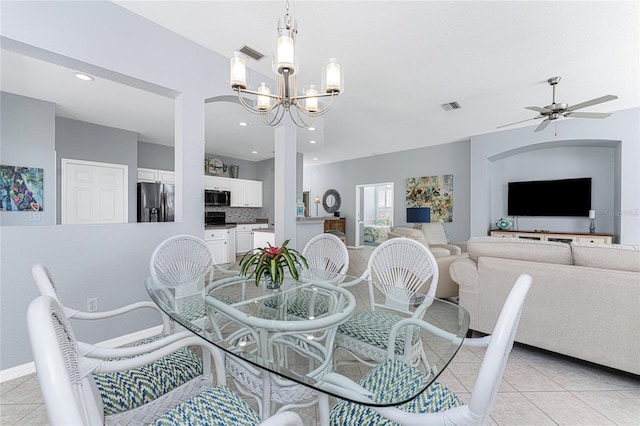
{"left": 2, "top": 1, "right": 638, "bottom": 166}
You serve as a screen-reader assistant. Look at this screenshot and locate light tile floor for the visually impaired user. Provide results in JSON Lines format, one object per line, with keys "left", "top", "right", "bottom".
{"left": 2, "top": 245, "right": 639, "bottom": 425}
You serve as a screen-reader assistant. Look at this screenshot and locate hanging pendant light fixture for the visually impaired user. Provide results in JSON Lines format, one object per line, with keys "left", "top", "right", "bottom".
{"left": 229, "top": 0, "right": 342, "bottom": 127}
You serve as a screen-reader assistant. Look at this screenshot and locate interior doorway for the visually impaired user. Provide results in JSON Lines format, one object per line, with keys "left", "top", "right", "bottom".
{"left": 354, "top": 182, "right": 394, "bottom": 248}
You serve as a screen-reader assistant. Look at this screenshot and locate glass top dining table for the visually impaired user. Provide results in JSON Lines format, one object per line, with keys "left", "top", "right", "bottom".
{"left": 145, "top": 264, "right": 470, "bottom": 409}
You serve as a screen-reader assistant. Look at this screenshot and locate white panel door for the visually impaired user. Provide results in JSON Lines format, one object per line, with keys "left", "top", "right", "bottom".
{"left": 62, "top": 159, "right": 127, "bottom": 224}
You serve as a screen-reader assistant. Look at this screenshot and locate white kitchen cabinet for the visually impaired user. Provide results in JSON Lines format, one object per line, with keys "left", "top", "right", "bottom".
{"left": 236, "top": 224, "right": 253, "bottom": 255}
{"left": 204, "top": 228, "right": 234, "bottom": 263}
{"left": 253, "top": 229, "right": 275, "bottom": 249}
{"left": 138, "top": 168, "right": 174, "bottom": 183}
{"left": 204, "top": 176, "right": 230, "bottom": 191}
{"left": 230, "top": 179, "right": 262, "bottom": 207}
{"left": 225, "top": 227, "right": 236, "bottom": 262}
{"left": 235, "top": 223, "right": 269, "bottom": 255}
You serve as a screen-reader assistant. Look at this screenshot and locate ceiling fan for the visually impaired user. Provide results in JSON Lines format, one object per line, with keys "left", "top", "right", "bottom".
{"left": 498, "top": 76, "right": 618, "bottom": 132}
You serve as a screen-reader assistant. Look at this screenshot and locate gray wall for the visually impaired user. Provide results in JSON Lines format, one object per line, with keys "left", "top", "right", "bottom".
{"left": 304, "top": 140, "right": 471, "bottom": 245}
{"left": 56, "top": 117, "right": 138, "bottom": 223}
{"left": 138, "top": 141, "right": 174, "bottom": 171}
{"left": 0, "top": 92, "right": 56, "bottom": 226}
{"left": 1, "top": 1, "right": 235, "bottom": 370}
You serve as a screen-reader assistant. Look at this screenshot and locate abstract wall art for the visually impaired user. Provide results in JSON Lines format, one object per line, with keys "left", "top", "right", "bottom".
{"left": 406, "top": 174, "right": 453, "bottom": 222}
{"left": 0, "top": 165, "right": 44, "bottom": 211}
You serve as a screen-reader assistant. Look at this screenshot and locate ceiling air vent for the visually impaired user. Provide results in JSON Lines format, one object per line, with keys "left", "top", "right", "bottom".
{"left": 238, "top": 45, "right": 265, "bottom": 61}
{"left": 441, "top": 101, "right": 461, "bottom": 111}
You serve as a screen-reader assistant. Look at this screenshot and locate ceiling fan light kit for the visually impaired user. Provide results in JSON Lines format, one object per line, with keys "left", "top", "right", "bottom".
{"left": 499, "top": 76, "right": 618, "bottom": 132}
{"left": 229, "top": 0, "right": 342, "bottom": 128}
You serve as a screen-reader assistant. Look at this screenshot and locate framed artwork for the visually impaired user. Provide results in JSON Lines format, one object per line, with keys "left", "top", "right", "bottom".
{"left": 406, "top": 174, "right": 453, "bottom": 222}
{"left": 0, "top": 165, "right": 44, "bottom": 211}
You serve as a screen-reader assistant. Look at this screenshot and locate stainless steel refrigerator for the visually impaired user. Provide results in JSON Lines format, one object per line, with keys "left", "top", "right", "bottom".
{"left": 137, "top": 182, "right": 175, "bottom": 222}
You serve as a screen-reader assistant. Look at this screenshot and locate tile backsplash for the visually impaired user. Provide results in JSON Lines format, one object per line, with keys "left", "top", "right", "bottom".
{"left": 205, "top": 206, "right": 267, "bottom": 224}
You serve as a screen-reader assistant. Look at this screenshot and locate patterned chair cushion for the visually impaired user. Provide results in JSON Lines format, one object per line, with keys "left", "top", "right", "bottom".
{"left": 263, "top": 292, "right": 330, "bottom": 319}
{"left": 330, "top": 359, "right": 461, "bottom": 425}
{"left": 93, "top": 336, "right": 203, "bottom": 415}
{"left": 178, "top": 293, "right": 237, "bottom": 323}
{"left": 153, "top": 385, "right": 261, "bottom": 426}
{"left": 337, "top": 312, "right": 420, "bottom": 355}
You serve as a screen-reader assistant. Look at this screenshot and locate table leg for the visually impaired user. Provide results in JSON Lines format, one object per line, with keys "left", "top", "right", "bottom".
{"left": 262, "top": 372, "right": 271, "bottom": 418}
{"left": 318, "top": 393, "right": 329, "bottom": 426}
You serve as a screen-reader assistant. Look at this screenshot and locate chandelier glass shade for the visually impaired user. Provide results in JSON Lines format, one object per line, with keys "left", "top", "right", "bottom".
{"left": 229, "top": 3, "right": 342, "bottom": 127}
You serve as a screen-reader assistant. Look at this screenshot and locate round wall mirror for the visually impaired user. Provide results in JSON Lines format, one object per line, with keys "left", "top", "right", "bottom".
{"left": 322, "top": 189, "right": 341, "bottom": 213}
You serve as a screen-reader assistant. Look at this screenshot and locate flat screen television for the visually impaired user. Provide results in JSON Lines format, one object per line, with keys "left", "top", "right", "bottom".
{"left": 507, "top": 178, "right": 592, "bottom": 217}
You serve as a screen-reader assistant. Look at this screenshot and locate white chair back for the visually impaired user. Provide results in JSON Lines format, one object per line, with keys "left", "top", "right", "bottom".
{"left": 150, "top": 234, "right": 215, "bottom": 285}
{"left": 365, "top": 237, "right": 439, "bottom": 313}
{"left": 466, "top": 274, "right": 532, "bottom": 424}
{"left": 364, "top": 274, "right": 532, "bottom": 426}
{"left": 302, "top": 233, "right": 349, "bottom": 281}
{"left": 27, "top": 295, "right": 105, "bottom": 425}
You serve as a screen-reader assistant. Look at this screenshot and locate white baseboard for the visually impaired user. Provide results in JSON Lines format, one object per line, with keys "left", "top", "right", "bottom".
{"left": 0, "top": 362, "right": 36, "bottom": 383}
{"left": 0, "top": 325, "right": 164, "bottom": 383}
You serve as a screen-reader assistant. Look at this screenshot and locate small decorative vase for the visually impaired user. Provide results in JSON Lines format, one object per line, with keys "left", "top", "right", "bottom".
{"left": 496, "top": 218, "right": 514, "bottom": 230}
{"left": 264, "top": 273, "right": 281, "bottom": 290}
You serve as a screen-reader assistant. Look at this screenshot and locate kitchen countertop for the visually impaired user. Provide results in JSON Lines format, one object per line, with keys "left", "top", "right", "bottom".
{"left": 205, "top": 224, "right": 236, "bottom": 229}
{"left": 253, "top": 227, "right": 275, "bottom": 233}
{"left": 205, "top": 220, "right": 269, "bottom": 230}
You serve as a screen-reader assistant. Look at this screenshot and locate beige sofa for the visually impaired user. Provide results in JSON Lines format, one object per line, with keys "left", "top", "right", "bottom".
{"left": 450, "top": 237, "right": 640, "bottom": 374}
{"left": 386, "top": 225, "right": 465, "bottom": 299}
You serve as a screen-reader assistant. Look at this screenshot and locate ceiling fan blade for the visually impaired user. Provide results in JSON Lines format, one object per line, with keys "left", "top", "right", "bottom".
{"left": 525, "top": 106, "right": 550, "bottom": 113}
{"left": 565, "top": 112, "right": 612, "bottom": 119}
{"left": 534, "top": 119, "right": 551, "bottom": 132}
{"left": 496, "top": 116, "right": 540, "bottom": 129}
{"left": 568, "top": 95, "right": 618, "bottom": 111}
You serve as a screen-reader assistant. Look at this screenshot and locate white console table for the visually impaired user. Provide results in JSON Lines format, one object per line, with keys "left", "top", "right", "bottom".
{"left": 490, "top": 230, "right": 613, "bottom": 244}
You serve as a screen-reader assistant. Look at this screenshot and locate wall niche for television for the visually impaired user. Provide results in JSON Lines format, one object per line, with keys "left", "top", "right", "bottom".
{"left": 490, "top": 142, "right": 617, "bottom": 235}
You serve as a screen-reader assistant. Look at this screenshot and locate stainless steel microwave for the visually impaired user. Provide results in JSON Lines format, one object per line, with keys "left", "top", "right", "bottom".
{"left": 205, "top": 190, "right": 230, "bottom": 206}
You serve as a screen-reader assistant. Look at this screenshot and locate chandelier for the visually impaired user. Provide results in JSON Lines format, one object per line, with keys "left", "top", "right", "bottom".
{"left": 229, "top": 1, "right": 342, "bottom": 127}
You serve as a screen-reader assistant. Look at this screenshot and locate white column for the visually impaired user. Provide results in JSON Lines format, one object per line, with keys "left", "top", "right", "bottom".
{"left": 274, "top": 119, "right": 298, "bottom": 248}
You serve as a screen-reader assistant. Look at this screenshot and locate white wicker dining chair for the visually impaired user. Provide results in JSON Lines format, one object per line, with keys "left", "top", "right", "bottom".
{"left": 150, "top": 234, "right": 240, "bottom": 333}
{"left": 302, "top": 233, "right": 349, "bottom": 282}
{"left": 329, "top": 274, "right": 532, "bottom": 425}
{"left": 27, "top": 294, "right": 303, "bottom": 426}
{"left": 336, "top": 237, "right": 439, "bottom": 367}
{"left": 31, "top": 263, "right": 215, "bottom": 417}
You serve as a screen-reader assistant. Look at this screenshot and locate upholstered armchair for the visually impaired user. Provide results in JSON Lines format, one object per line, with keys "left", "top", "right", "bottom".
{"left": 420, "top": 223, "right": 467, "bottom": 255}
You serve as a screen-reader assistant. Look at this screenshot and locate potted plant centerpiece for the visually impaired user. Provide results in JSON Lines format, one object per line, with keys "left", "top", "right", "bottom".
{"left": 239, "top": 239, "right": 308, "bottom": 289}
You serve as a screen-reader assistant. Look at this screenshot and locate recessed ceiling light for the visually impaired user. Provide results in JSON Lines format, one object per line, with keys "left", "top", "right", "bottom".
{"left": 238, "top": 122, "right": 248, "bottom": 126}
{"left": 313, "top": 157, "right": 319, "bottom": 161}
{"left": 308, "top": 127, "right": 316, "bottom": 131}
{"left": 309, "top": 140, "right": 316, "bottom": 144}
{"left": 74, "top": 72, "right": 94, "bottom": 81}
{"left": 251, "top": 150, "right": 258, "bottom": 154}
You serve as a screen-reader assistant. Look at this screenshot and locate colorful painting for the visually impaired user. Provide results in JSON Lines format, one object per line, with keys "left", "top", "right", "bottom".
{"left": 0, "top": 165, "right": 44, "bottom": 211}
{"left": 406, "top": 174, "right": 453, "bottom": 222}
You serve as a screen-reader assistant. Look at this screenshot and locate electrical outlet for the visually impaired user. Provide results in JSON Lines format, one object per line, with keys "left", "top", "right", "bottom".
{"left": 87, "top": 297, "right": 98, "bottom": 312}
